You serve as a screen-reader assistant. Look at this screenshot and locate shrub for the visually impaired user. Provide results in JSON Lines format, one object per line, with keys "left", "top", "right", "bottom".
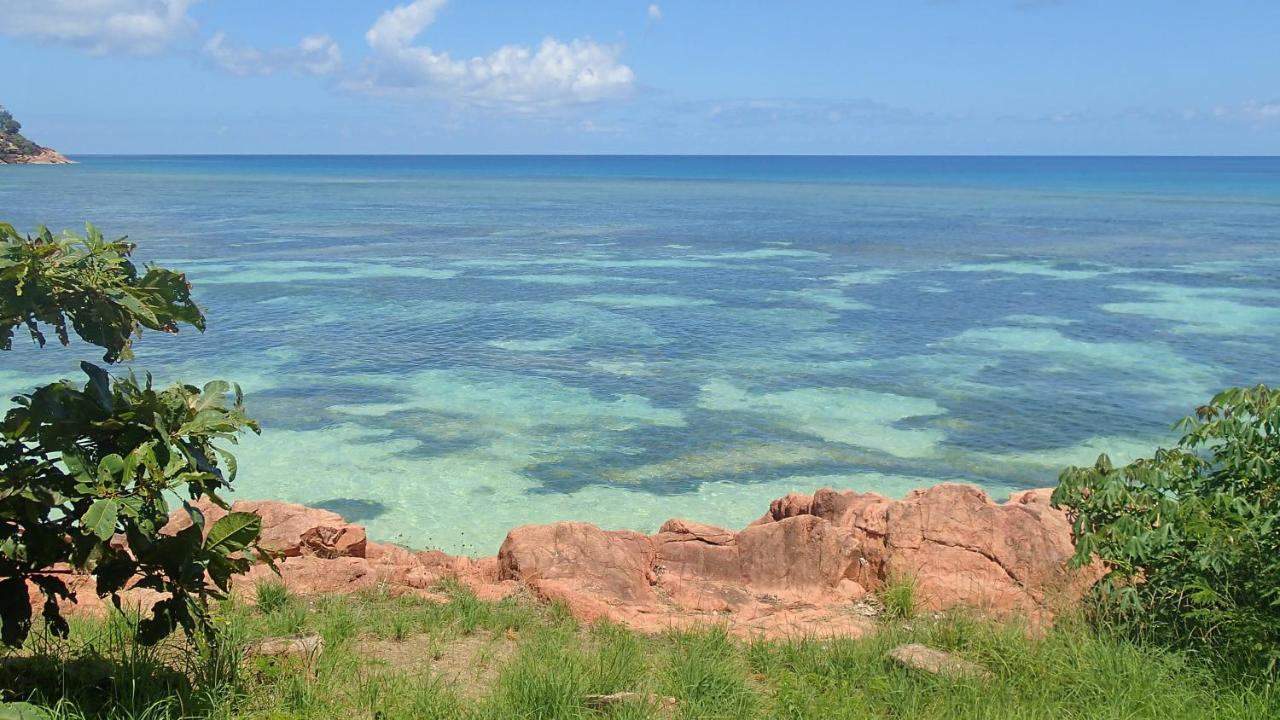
{"left": 0, "top": 223, "right": 268, "bottom": 648}
{"left": 1052, "top": 385, "right": 1280, "bottom": 671}
{"left": 0, "top": 106, "right": 20, "bottom": 135}
{"left": 0, "top": 106, "right": 39, "bottom": 156}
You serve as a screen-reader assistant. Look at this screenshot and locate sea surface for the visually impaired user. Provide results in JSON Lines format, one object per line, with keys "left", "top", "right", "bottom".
{"left": 2, "top": 156, "right": 1278, "bottom": 553}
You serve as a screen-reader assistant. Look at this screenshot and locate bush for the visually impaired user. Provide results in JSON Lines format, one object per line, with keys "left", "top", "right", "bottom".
{"left": 1052, "top": 385, "right": 1280, "bottom": 671}
{"left": 0, "top": 106, "right": 20, "bottom": 136}
{"left": 0, "top": 223, "right": 268, "bottom": 648}
{"left": 0, "top": 106, "right": 39, "bottom": 156}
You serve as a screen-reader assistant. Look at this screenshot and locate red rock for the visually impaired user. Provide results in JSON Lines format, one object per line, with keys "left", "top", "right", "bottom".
{"left": 655, "top": 520, "right": 739, "bottom": 582}
{"left": 803, "top": 483, "right": 1102, "bottom": 622}
{"left": 751, "top": 492, "right": 814, "bottom": 525}
{"left": 498, "top": 523, "right": 657, "bottom": 606}
{"left": 161, "top": 498, "right": 229, "bottom": 535}
{"left": 162, "top": 499, "right": 366, "bottom": 559}
{"left": 52, "top": 483, "right": 1099, "bottom": 639}
{"left": 233, "top": 501, "right": 367, "bottom": 558}
{"left": 737, "top": 515, "right": 858, "bottom": 601}
{"left": 366, "top": 542, "right": 417, "bottom": 566}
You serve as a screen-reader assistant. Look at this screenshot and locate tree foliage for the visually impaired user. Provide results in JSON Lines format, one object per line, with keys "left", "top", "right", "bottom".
{"left": 1053, "top": 385, "right": 1280, "bottom": 671}
{"left": 0, "top": 107, "right": 38, "bottom": 156}
{"left": 0, "top": 223, "right": 266, "bottom": 647}
{"left": 0, "top": 106, "right": 20, "bottom": 135}
{"left": 0, "top": 224, "right": 204, "bottom": 362}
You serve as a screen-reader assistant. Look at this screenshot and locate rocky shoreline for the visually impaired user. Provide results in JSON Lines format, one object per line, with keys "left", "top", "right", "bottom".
{"left": 50, "top": 483, "right": 1103, "bottom": 638}
{"left": 0, "top": 147, "right": 73, "bottom": 164}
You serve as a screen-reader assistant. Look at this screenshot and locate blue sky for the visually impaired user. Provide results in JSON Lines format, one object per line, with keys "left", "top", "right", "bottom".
{"left": 2, "top": 0, "right": 1278, "bottom": 154}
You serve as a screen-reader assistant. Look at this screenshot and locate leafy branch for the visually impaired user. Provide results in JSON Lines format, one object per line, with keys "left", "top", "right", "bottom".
{"left": 0, "top": 223, "right": 267, "bottom": 647}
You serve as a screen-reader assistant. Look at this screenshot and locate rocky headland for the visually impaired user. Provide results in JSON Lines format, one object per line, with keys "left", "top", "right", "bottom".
{"left": 0, "top": 105, "right": 72, "bottom": 164}
{"left": 45, "top": 483, "right": 1103, "bottom": 638}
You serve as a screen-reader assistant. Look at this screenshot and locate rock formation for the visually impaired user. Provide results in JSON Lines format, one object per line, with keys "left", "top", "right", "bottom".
{"left": 0, "top": 105, "right": 72, "bottom": 164}
{"left": 40, "top": 484, "right": 1103, "bottom": 638}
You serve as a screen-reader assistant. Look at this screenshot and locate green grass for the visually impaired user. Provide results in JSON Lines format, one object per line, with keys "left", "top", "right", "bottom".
{"left": 1, "top": 585, "right": 1275, "bottom": 719}
{"left": 877, "top": 572, "right": 918, "bottom": 621}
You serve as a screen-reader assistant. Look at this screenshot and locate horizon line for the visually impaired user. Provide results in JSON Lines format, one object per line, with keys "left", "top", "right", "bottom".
{"left": 52, "top": 153, "right": 1280, "bottom": 159}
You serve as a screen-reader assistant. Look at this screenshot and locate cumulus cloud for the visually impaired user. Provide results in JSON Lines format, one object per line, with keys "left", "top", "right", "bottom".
{"left": 203, "top": 32, "right": 342, "bottom": 77}
{"left": 0, "top": 0, "right": 198, "bottom": 55}
{"left": 352, "top": 0, "right": 636, "bottom": 112}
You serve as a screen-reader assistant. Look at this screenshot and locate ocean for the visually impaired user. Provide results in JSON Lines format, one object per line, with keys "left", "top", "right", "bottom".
{"left": 2, "top": 155, "right": 1277, "bottom": 553}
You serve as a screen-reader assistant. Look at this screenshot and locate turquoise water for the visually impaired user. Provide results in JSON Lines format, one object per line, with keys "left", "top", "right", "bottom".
{"left": 2, "top": 156, "right": 1278, "bottom": 553}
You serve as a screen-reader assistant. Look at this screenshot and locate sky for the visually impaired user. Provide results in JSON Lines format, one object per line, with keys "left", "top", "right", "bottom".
{"left": 1, "top": 0, "right": 1278, "bottom": 155}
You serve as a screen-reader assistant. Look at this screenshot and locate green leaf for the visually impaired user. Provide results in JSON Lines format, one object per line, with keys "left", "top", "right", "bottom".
{"left": 199, "top": 380, "right": 231, "bottom": 407}
{"left": 107, "top": 288, "right": 160, "bottom": 326}
{"left": 215, "top": 446, "right": 239, "bottom": 482}
{"left": 204, "top": 512, "right": 261, "bottom": 555}
{"left": 81, "top": 498, "right": 121, "bottom": 541}
{"left": 96, "top": 454, "right": 125, "bottom": 485}
{"left": 153, "top": 523, "right": 203, "bottom": 564}
{"left": 80, "top": 361, "right": 114, "bottom": 411}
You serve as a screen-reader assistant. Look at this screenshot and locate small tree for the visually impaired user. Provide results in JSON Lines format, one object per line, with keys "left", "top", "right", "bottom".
{"left": 1053, "top": 385, "right": 1280, "bottom": 671}
{"left": 0, "top": 223, "right": 268, "bottom": 647}
{"left": 0, "top": 106, "right": 38, "bottom": 156}
{"left": 0, "top": 106, "right": 21, "bottom": 136}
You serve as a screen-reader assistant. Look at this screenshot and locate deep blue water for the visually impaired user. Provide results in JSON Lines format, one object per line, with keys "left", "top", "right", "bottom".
{"left": 2, "top": 156, "right": 1277, "bottom": 553}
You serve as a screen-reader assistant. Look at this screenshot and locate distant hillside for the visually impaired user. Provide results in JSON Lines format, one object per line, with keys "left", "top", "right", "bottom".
{"left": 0, "top": 105, "right": 71, "bottom": 164}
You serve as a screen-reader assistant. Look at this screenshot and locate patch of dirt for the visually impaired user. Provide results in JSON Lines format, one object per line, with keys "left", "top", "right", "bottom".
{"left": 355, "top": 632, "right": 518, "bottom": 698}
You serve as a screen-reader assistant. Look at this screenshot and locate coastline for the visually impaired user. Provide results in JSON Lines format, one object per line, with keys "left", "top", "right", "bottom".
{"left": 0, "top": 147, "right": 74, "bottom": 164}
{"left": 48, "top": 481, "right": 1101, "bottom": 638}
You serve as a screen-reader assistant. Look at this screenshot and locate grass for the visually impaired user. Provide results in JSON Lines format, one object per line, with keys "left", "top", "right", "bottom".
{"left": 1, "top": 583, "right": 1276, "bottom": 720}
{"left": 877, "top": 572, "right": 918, "bottom": 621}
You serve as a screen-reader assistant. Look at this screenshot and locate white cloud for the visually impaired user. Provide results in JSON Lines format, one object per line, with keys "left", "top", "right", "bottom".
{"left": 353, "top": 0, "right": 635, "bottom": 112}
{"left": 0, "top": 0, "right": 198, "bottom": 55}
{"left": 203, "top": 32, "right": 342, "bottom": 77}
{"left": 1212, "top": 100, "right": 1280, "bottom": 124}
{"left": 295, "top": 34, "right": 343, "bottom": 76}
{"left": 202, "top": 32, "right": 267, "bottom": 76}
{"left": 648, "top": 4, "right": 663, "bottom": 21}
{"left": 366, "top": 0, "right": 447, "bottom": 52}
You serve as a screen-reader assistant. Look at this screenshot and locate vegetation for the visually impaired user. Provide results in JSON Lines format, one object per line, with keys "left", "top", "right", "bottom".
{"left": 1, "top": 581, "right": 1275, "bottom": 719}
{"left": 876, "top": 572, "right": 917, "bottom": 621}
{"left": 0, "top": 106, "right": 40, "bottom": 157}
{"left": 1, "top": 221, "right": 1275, "bottom": 715}
{"left": 1054, "top": 384, "right": 1280, "bottom": 672}
{"left": 0, "top": 223, "right": 265, "bottom": 649}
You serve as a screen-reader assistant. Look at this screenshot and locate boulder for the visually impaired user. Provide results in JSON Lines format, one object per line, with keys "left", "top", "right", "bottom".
{"left": 654, "top": 519, "right": 739, "bottom": 582}
{"left": 234, "top": 500, "right": 366, "bottom": 558}
{"left": 498, "top": 522, "right": 658, "bottom": 622}
{"left": 751, "top": 491, "right": 814, "bottom": 525}
{"left": 55, "top": 483, "right": 1099, "bottom": 638}
{"left": 736, "top": 514, "right": 859, "bottom": 601}
{"left": 775, "top": 484, "right": 1102, "bottom": 621}
{"left": 163, "top": 499, "right": 366, "bottom": 558}
{"left": 889, "top": 643, "right": 993, "bottom": 679}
